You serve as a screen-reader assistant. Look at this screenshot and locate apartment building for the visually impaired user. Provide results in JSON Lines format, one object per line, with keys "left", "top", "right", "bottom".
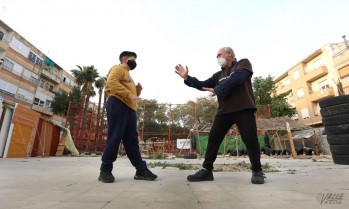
{"left": 274, "top": 41, "right": 349, "bottom": 126}
{"left": 0, "top": 20, "right": 76, "bottom": 125}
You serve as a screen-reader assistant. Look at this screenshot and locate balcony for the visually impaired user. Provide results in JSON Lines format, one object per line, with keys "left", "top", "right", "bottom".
{"left": 40, "top": 68, "right": 61, "bottom": 84}
{"left": 0, "top": 38, "right": 9, "bottom": 51}
{"left": 37, "top": 86, "right": 55, "bottom": 98}
{"left": 304, "top": 66, "right": 328, "bottom": 82}
{"left": 333, "top": 48, "right": 349, "bottom": 68}
{"left": 308, "top": 87, "right": 335, "bottom": 102}
{"left": 14, "top": 94, "right": 33, "bottom": 104}
{"left": 32, "top": 104, "right": 53, "bottom": 116}
{"left": 277, "top": 84, "right": 292, "bottom": 95}
{"left": 59, "top": 82, "right": 73, "bottom": 92}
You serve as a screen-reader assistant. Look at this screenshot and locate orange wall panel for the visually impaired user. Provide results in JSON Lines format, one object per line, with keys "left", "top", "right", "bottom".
{"left": 7, "top": 104, "right": 40, "bottom": 158}
{"left": 37, "top": 121, "right": 53, "bottom": 157}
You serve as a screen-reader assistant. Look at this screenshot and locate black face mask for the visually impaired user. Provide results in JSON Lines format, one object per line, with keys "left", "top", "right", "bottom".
{"left": 127, "top": 60, "right": 137, "bottom": 70}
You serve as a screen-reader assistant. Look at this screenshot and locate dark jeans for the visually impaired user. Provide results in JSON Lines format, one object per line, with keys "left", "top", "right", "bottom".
{"left": 203, "top": 109, "right": 262, "bottom": 172}
{"left": 100, "top": 96, "right": 147, "bottom": 172}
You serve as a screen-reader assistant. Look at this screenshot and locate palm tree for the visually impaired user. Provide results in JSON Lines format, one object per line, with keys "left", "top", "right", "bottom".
{"left": 94, "top": 76, "right": 107, "bottom": 150}
{"left": 95, "top": 76, "right": 107, "bottom": 125}
{"left": 71, "top": 65, "right": 99, "bottom": 149}
{"left": 71, "top": 65, "right": 85, "bottom": 89}
{"left": 99, "top": 86, "right": 108, "bottom": 150}
{"left": 71, "top": 65, "right": 99, "bottom": 108}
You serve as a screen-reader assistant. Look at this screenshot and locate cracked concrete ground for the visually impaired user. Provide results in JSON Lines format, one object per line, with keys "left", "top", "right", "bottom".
{"left": 0, "top": 155, "right": 348, "bottom": 209}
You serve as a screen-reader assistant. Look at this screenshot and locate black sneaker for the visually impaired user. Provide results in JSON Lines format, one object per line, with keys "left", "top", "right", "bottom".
{"left": 134, "top": 168, "right": 158, "bottom": 181}
{"left": 251, "top": 170, "right": 266, "bottom": 184}
{"left": 98, "top": 171, "right": 115, "bottom": 183}
{"left": 187, "top": 168, "right": 214, "bottom": 182}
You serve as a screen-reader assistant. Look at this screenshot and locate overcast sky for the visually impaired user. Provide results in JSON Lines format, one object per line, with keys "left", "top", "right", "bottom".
{"left": 1, "top": 0, "right": 349, "bottom": 104}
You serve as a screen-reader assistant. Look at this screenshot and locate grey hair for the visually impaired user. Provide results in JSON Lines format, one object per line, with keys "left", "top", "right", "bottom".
{"left": 223, "top": 47, "right": 235, "bottom": 58}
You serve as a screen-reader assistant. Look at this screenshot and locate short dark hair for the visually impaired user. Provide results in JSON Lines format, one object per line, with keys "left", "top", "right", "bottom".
{"left": 119, "top": 51, "right": 137, "bottom": 62}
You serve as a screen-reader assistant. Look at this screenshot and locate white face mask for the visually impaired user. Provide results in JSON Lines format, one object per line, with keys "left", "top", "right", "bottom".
{"left": 217, "top": 57, "right": 227, "bottom": 67}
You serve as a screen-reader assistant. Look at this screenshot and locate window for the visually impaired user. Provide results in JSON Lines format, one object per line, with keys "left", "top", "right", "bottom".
{"left": 0, "top": 79, "right": 18, "bottom": 96}
{"left": 45, "top": 100, "right": 52, "bottom": 108}
{"left": 39, "top": 80, "right": 45, "bottom": 88}
{"left": 44, "top": 82, "right": 50, "bottom": 90}
{"left": 30, "top": 76, "right": 38, "bottom": 85}
{"left": 13, "top": 63, "right": 23, "bottom": 75}
{"left": 52, "top": 70, "right": 59, "bottom": 78}
{"left": 0, "top": 31, "right": 4, "bottom": 40}
{"left": 301, "top": 108, "right": 310, "bottom": 119}
{"left": 34, "top": 98, "right": 40, "bottom": 105}
{"left": 17, "top": 88, "right": 34, "bottom": 103}
{"left": 28, "top": 52, "right": 37, "bottom": 62}
{"left": 35, "top": 58, "right": 43, "bottom": 66}
{"left": 338, "top": 65, "right": 349, "bottom": 79}
{"left": 293, "top": 71, "right": 300, "bottom": 80}
{"left": 313, "top": 102, "right": 320, "bottom": 116}
{"left": 3, "top": 58, "right": 22, "bottom": 75}
{"left": 313, "top": 59, "right": 322, "bottom": 69}
{"left": 284, "top": 78, "right": 290, "bottom": 86}
{"left": 319, "top": 80, "right": 330, "bottom": 90}
{"left": 22, "top": 69, "right": 32, "bottom": 78}
{"left": 34, "top": 97, "right": 45, "bottom": 107}
{"left": 297, "top": 88, "right": 304, "bottom": 99}
{"left": 9, "top": 37, "right": 30, "bottom": 57}
{"left": 3, "top": 59, "right": 14, "bottom": 70}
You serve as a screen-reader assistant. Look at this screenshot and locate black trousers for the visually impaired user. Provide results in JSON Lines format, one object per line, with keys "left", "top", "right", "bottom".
{"left": 100, "top": 96, "right": 147, "bottom": 173}
{"left": 203, "top": 109, "right": 262, "bottom": 172}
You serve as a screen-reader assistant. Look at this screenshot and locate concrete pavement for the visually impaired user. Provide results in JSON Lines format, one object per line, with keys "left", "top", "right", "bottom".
{"left": 0, "top": 155, "right": 348, "bottom": 209}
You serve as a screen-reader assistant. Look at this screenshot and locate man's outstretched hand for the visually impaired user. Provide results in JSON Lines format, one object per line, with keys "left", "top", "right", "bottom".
{"left": 175, "top": 64, "right": 189, "bottom": 80}
{"left": 202, "top": 87, "right": 216, "bottom": 97}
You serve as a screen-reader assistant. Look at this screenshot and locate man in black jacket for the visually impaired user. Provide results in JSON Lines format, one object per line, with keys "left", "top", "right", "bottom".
{"left": 175, "top": 47, "right": 265, "bottom": 184}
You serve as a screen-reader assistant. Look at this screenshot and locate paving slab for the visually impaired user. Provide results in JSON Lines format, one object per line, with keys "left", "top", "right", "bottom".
{"left": 0, "top": 155, "right": 348, "bottom": 209}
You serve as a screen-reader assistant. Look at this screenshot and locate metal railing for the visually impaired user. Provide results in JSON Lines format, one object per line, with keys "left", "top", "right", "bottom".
{"left": 41, "top": 68, "right": 61, "bottom": 82}
{"left": 308, "top": 85, "right": 331, "bottom": 94}
{"left": 0, "top": 38, "right": 9, "bottom": 45}
{"left": 15, "top": 94, "right": 33, "bottom": 104}
{"left": 333, "top": 47, "right": 349, "bottom": 57}
{"left": 0, "top": 88, "right": 15, "bottom": 97}
{"left": 1, "top": 64, "right": 21, "bottom": 76}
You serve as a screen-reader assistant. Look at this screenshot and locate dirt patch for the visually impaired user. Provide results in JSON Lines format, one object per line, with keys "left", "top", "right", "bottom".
{"left": 191, "top": 161, "right": 251, "bottom": 172}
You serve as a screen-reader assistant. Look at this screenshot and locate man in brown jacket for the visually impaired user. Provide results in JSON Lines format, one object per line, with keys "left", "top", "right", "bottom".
{"left": 175, "top": 47, "right": 265, "bottom": 184}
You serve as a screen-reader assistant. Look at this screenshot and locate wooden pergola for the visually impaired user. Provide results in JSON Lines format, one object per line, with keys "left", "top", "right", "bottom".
{"left": 256, "top": 116, "right": 313, "bottom": 131}
{"left": 256, "top": 116, "right": 320, "bottom": 157}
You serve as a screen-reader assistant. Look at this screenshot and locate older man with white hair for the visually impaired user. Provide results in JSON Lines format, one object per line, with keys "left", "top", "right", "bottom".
{"left": 175, "top": 47, "right": 265, "bottom": 184}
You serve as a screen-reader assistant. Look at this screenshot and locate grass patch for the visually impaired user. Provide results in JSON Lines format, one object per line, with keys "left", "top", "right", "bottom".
{"left": 148, "top": 161, "right": 279, "bottom": 172}
{"left": 287, "top": 169, "right": 296, "bottom": 174}
{"left": 147, "top": 153, "right": 167, "bottom": 159}
{"left": 213, "top": 168, "right": 224, "bottom": 172}
{"left": 148, "top": 161, "right": 193, "bottom": 170}
{"left": 262, "top": 163, "right": 280, "bottom": 173}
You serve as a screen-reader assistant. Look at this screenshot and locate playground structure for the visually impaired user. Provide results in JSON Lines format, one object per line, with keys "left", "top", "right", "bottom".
{"left": 64, "top": 101, "right": 206, "bottom": 155}
{"left": 64, "top": 101, "right": 323, "bottom": 158}
{"left": 0, "top": 98, "right": 325, "bottom": 159}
